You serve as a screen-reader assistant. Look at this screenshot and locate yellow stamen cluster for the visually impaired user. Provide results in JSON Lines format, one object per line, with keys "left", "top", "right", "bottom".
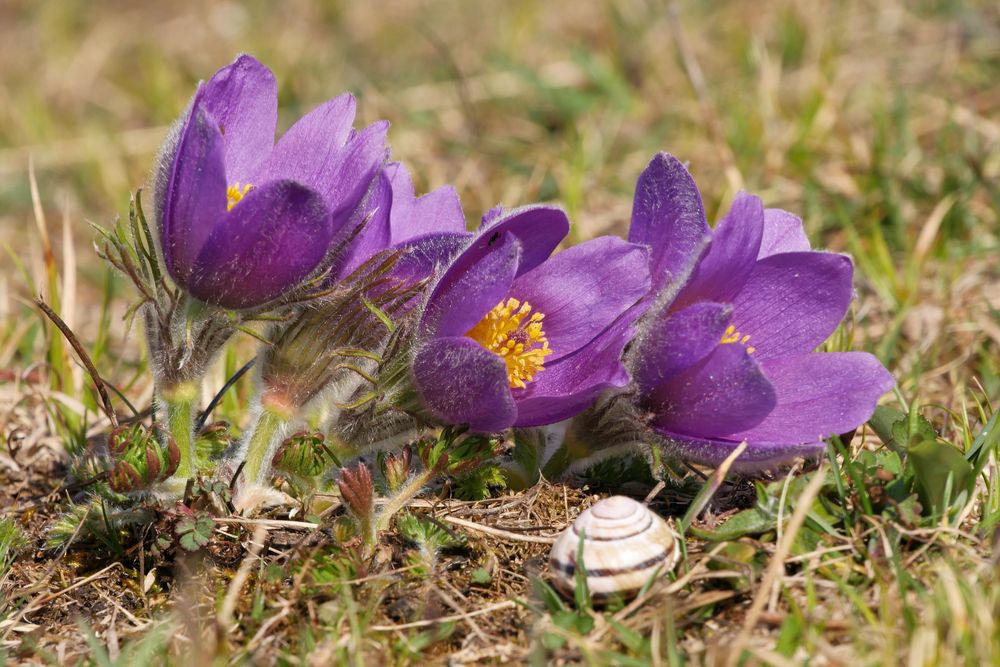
{"left": 466, "top": 297, "right": 553, "bottom": 389}
{"left": 226, "top": 182, "right": 253, "bottom": 211}
{"left": 721, "top": 324, "right": 755, "bottom": 354}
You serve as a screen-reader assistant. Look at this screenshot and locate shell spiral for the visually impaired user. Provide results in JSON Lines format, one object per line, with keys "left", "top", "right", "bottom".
{"left": 548, "top": 495, "right": 680, "bottom": 601}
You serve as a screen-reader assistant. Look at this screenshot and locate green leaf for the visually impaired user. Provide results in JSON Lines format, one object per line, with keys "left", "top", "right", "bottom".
{"left": 471, "top": 567, "right": 492, "bottom": 585}
{"left": 908, "top": 440, "right": 974, "bottom": 515}
{"left": 505, "top": 428, "right": 544, "bottom": 490}
{"left": 688, "top": 506, "right": 775, "bottom": 541}
{"left": 966, "top": 408, "right": 1000, "bottom": 468}
{"left": 531, "top": 577, "right": 568, "bottom": 614}
{"left": 892, "top": 411, "right": 937, "bottom": 450}
{"left": 0, "top": 518, "right": 28, "bottom": 578}
{"left": 868, "top": 405, "right": 906, "bottom": 447}
{"left": 176, "top": 514, "right": 214, "bottom": 552}
{"left": 609, "top": 619, "right": 645, "bottom": 651}
{"left": 573, "top": 529, "right": 591, "bottom": 611}
{"left": 895, "top": 494, "right": 923, "bottom": 526}
{"left": 396, "top": 513, "right": 465, "bottom": 551}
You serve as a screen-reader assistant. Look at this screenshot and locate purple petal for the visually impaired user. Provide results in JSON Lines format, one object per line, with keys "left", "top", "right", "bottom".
{"left": 420, "top": 232, "right": 520, "bottom": 338}
{"left": 390, "top": 231, "right": 473, "bottom": 284}
{"left": 673, "top": 193, "right": 764, "bottom": 308}
{"left": 508, "top": 236, "right": 650, "bottom": 363}
{"left": 480, "top": 205, "right": 504, "bottom": 228}
{"left": 186, "top": 180, "right": 330, "bottom": 309}
{"left": 334, "top": 170, "right": 393, "bottom": 279}
{"left": 323, "top": 121, "right": 390, "bottom": 221}
{"left": 478, "top": 205, "right": 569, "bottom": 275}
{"left": 652, "top": 430, "right": 827, "bottom": 471}
{"left": 648, "top": 343, "right": 776, "bottom": 439}
{"left": 386, "top": 162, "right": 466, "bottom": 244}
{"left": 627, "top": 153, "right": 711, "bottom": 291}
{"left": 513, "top": 313, "right": 637, "bottom": 427}
{"left": 252, "top": 93, "right": 355, "bottom": 182}
{"left": 199, "top": 54, "right": 277, "bottom": 180}
{"left": 730, "top": 251, "right": 853, "bottom": 360}
{"left": 632, "top": 302, "right": 732, "bottom": 393}
{"left": 729, "top": 352, "right": 895, "bottom": 443}
{"left": 758, "top": 209, "right": 811, "bottom": 258}
{"left": 161, "top": 104, "right": 228, "bottom": 285}
{"left": 250, "top": 94, "right": 361, "bottom": 210}
{"left": 412, "top": 336, "right": 516, "bottom": 432}
{"left": 334, "top": 175, "right": 392, "bottom": 280}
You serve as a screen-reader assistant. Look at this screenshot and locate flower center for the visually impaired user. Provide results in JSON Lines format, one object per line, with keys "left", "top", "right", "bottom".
{"left": 226, "top": 182, "right": 253, "bottom": 211}
{"left": 720, "top": 324, "right": 755, "bottom": 354}
{"left": 466, "top": 297, "right": 553, "bottom": 389}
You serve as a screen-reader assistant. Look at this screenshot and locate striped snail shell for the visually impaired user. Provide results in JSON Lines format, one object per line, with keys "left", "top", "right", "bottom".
{"left": 549, "top": 495, "right": 680, "bottom": 601}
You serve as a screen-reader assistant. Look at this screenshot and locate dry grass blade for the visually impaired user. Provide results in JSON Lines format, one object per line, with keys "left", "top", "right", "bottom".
{"left": 440, "top": 515, "right": 558, "bottom": 544}
{"left": 368, "top": 600, "right": 517, "bottom": 632}
{"left": 680, "top": 441, "right": 748, "bottom": 532}
{"left": 217, "top": 525, "right": 269, "bottom": 635}
{"left": 34, "top": 297, "right": 117, "bottom": 427}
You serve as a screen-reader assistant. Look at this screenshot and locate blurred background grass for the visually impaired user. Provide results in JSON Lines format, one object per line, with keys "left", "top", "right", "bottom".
{"left": 0, "top": 0, "right": 997, "bottom": 412}
{"left": 2, "top": 2, "right": 1000, "bottom": 662}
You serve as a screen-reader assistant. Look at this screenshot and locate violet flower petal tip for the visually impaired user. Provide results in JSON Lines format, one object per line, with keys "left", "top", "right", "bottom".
{"left": 628, "top": 152, "right": 710, "bottom": 291}
{"left": 252, "top": 92, "right": 358, "bottom": 201}
{"left": 729, "top": 351, "right": 895, "bottom": 444}
{"left": 421, "top": 231, "right": 522, "bottom": 338}
{"left": 673, "top": 192, "right": 764, "bottom": 306}
{"left": 478, "top": 204, "right": 569, "bottom": 275}
{"left": 386, "top": 160, "right": 467, "bottom": 243}
{"left": 199, "top": 54, "right": 278, "bottom": 180}
{"left": 759, "top": 208, "right": 811, "bottom": 258}
{"left": 730, "top": 250, "right": 854, "bottom": 360}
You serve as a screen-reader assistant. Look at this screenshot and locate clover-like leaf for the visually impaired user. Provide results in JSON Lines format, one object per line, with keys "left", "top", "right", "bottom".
{"left": 175, "top": 514, "right": 214, "bottom": 552}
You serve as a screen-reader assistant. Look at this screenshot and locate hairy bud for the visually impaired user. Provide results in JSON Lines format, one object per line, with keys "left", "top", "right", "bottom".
{"left": 271, "top": 430, "right": 332, "bottom": 479}
{"left": 338, "top": 463, "right": 374, "bottom": 524}
{"left": 379, "top": 446, "right": 412, "bottom": 494}
{"left": 106, "top": 423, "right": 180, "bottom": 493}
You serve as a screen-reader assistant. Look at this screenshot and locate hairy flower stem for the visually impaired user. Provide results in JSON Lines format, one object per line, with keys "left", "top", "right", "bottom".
{"left": 240, "top": 401, "right": 294, "bottom": 488}
{"left": 373, "top": 468, "right": 435, "bottom": 538}
{"left": 357, "top": 465, "right": 437, "bottom": 558}
{"left": 161, "top": 380, "right": 201, "bottom": 480}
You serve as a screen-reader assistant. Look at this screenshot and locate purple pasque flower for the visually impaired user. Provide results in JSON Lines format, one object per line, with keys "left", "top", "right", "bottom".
{"left": 154, "top": 54, "right": 388, "bottom": 309}
{"left": 629, "top": 153, "right": 894, "bottom": 470}
{"left": 334, "top": 161, "right": 470, "bottom": 280}
{"left": 411, "top": 206, "right": 651, "bottom": 432}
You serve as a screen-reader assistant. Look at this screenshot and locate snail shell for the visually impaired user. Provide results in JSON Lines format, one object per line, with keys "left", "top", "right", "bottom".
{"left": 549, "top": 495, "right": 680, "bottom": 601}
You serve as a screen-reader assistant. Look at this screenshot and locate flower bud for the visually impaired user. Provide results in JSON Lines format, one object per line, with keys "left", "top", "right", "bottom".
{"left": 271, "top": 430, "right": 331, "bottom": 479}
{"left": 337, "top": 463, "right": 374, "bottom": 523}
{"left": 197, "top": 421, "right": 234, "bottom": 460}
{"left": 379, "top": 446, "right": 412, "bottom": 494}
{"left": 108, "top": 461, "right": 143, "bottom": 494}
{"left": 105, "top": 423, "right": 181, "bottom": 493}
{"left": 258, "top": 249, "right": 427, "bottom": 413}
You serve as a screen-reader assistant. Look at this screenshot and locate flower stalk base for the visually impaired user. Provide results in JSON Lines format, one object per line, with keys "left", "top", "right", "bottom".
{"left": 161, "top": 380, "right": 201, "bottom": 480}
